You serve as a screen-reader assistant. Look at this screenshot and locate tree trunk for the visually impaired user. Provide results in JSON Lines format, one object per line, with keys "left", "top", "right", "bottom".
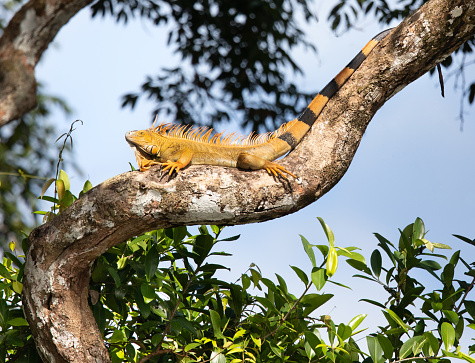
{"left": 18, "top": 0, "right": 475, "bottom": 361}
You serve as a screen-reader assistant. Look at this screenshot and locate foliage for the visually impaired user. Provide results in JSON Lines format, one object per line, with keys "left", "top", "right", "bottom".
{"left": 2, "top": 178, "right": 475, "bottom": 363}
{"left": 0, "top": 87, "right": 74, "bottom": 246}
{"left": 0, "top": 238, "right": 39, "bottom": 362}
{"left": 92, "top": 0, "right": 318, "bottom": 133}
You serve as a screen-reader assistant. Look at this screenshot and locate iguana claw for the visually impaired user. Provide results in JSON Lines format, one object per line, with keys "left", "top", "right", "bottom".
{"left": 264, "top": 162, "right": 297, "bottom": 179}
{"left": 162, "top": 160, "right": 184, "bottom": 175}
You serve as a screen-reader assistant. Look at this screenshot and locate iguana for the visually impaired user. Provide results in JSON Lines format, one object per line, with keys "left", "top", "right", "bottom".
{"left": 126, "top": 29, "right": 392, "bottom": 178}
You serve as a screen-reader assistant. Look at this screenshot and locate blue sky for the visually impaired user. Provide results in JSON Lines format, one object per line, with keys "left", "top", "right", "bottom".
{"left": 36, "top": 3, "right": 475, "bottom": 336}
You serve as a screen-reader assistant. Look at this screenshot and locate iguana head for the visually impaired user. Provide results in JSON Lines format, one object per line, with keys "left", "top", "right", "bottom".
{"left": 125, "top": 129, "right": 161, "bottom": 156}
{"left": 125, "top": 129, "right": 163, "bottom": 171}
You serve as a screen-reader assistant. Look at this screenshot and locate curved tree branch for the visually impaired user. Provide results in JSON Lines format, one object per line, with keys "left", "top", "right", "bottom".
{"left": 0, "top": 0, "right": 93, "bottom": 127}
{"left": 21, "top": 0, "right": 475, "bottom": 361}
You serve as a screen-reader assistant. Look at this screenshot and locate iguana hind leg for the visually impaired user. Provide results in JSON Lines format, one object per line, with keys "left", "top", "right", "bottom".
{"left": 237, "top": 153, "right": 296, "bottom": 179}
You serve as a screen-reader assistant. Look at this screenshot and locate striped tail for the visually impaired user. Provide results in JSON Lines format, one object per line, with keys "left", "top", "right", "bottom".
{"left": 276, "top": 28, "right": 393, "bottom": 152}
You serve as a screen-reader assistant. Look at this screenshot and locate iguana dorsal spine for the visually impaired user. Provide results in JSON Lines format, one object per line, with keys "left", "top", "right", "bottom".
{"left": 126, "top": 29, "right": 392, "bottom": 178}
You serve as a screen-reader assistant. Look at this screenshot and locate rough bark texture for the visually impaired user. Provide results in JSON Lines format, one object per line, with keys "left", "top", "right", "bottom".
{"left": 17, "top": 0, "right": 475, "bottom": 361}
{"left": 0, "top": 0, "right": 93, "bottom": 127}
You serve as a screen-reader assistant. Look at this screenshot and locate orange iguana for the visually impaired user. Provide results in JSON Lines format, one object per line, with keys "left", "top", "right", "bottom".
{"left": 126, "top": 29, "right": 392, "bottom": 178}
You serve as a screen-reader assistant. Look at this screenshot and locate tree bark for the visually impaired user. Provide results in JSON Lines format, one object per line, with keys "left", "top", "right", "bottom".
{"left": 19, "top": 0, "right": 475, "bottom": 361}
{"left": 0, "top": 0, "right": 93, "bottom": 127}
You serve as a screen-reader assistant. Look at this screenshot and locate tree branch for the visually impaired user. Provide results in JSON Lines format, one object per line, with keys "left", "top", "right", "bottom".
{"left": 21, "top": 0, "right": 475, "bottom": 361}
{"left": 0, "top": 0, "right": 93, "bottom": 127}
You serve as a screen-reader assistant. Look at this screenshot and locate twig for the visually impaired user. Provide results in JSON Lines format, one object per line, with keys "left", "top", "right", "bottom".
{"left": 455, "top": 275, "right": 475, "bottom": 313}
{"left": 263, "top": 281, "right": 313, "bottom": 340}
{"left": 52, "top": 120, "right": 82, "bottom": 212}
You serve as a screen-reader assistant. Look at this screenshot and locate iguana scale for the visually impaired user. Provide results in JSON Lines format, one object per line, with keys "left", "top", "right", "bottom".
{"left": 126, "top": 29, "right": 392, "bottom": 178}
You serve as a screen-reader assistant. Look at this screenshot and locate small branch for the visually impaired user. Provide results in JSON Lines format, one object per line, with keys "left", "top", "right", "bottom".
{"left": 455, "top": 275, "right": 475, "bottom": 313}
{"left": 263, "top": 282, "right": 313, "bottom": 340}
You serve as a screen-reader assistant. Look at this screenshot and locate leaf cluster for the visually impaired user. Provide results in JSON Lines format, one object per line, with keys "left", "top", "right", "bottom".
{"left": 91, "top": 0, "right": 318, "bottom": 132}
{"left": 346, "top": 217, "right": 475, "bottom": 363}
{"left": 0, "top": 87, "right": 74, "bottom": 246}
{"left": 2, "top": 181, "right": 475, "bottom": 363}
{"left": 87, "top": 221, "right": 368, "bottom": 363}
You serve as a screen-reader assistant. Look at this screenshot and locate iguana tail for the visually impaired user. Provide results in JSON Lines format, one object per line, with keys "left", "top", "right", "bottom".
{"left": 271, "top": 28, "right": 393, "bottom": 156}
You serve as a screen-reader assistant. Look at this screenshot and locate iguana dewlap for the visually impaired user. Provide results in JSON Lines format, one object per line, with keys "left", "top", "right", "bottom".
{"left": 126, "top": 29, "right": 392, "bottom": 178}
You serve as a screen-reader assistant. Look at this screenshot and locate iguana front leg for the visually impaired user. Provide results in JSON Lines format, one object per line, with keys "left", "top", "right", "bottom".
{"left": 162, "top": 149, "right": 194, "bottom": 175}
{"left": 237, "top": 153, "right": 296, "bottom": 178}
{"left": 138, "top": 158, "right": 161, "bottom": 172}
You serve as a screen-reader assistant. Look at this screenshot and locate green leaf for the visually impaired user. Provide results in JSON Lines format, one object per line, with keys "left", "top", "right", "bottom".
{"left": 311, "top": 267, "right": 327, "bottom": 291}
{"left": 464, "top": 300, "right": 475, "bottom": 319}
{"left": 417, "top": 260, "right": 442, "bottom": 271}
{"left": 40, "top": 177, "right": 55, "bottom": 198}
{"left": 106, "top": 266, "right": 121, "bottom": 287}
{"left": 300, "top": 235, "right": 316, "bottom": 267}
{"left": 326, "top": 247, "right": 338, "bottom": 277}
{"left": 441, "top": 322, "right": 455, "bottom": 351}
{"left": 193, "top": 234, "right": 214, "bottom": 264}
{"left": 145, "top": 247, "right": 159, "bottom": 279}
{"left": 385, "top": 309, "right": 409, "bottom": 332}
{"left": 348, "top": 314, "right": 367, "bottom": 332}
{"left": 442, "top": 264, "right": 455, "bottom": 287}
{"left": 337, "top": 323, "right": 352, "bottom": 341}
{"left": 360, "top": 299, "right": 386, "bottom": 309}
{"left": 317, "top": 217, "right": 335, "bottom": 247}
{"left": 209, "top": 309, "right": 226, "bottom": 339}
{"left": 420, "top": 238, "right": 434, "bottom": 252}
{"left": 371, "top": 249, "right": 382, "bottom": 278}
{"left": 367, "top": 336, "right": 384, "bottom": 363}
{"left": 374, "top": 233, "right": 396, "bottom": 263}
{"left": 304, "top": 331, "right": 322, "bottom": 349}
{"left": 377, "top": 335, "right": 393, "bottom": 359}
{"left": 453, "top": 234, "right": 475, "bottom": 246}
{"left": 241, "top": 274, "right": 251, "bottom": 290}
{"left": 290, "top": 265, "right": 308, "bottom": 285}
{"left": 211, "top": 350, "right": 226, "bottom": 363}
{"left": 210, "top": 225, "right": 220, "bottom": 235}
{"left": 58, "top": 169, "right": 70, "bottom": 191}
{"left": 300, "top": 293, "right": 333, "bottom": 315}
{"left": 346, "top": 259, "right": 372, "bottom": 275}
{"left": 173, "top": 226, "right": 188, "bottom": 243}
{"left": 110, "top": 328, "right": 127, "bottom": 344}
{"left": 399, "top": 336, "right": 425, "bottom": 359}
{"left": 12, "top": 280, "right": 22, "bottom": 294}
{"left": 413, "top": 217, "right": 425, "bottom": 242}
{"left": 315, "top": 244, "right": 329, "bottom": 258}
{"left": 443, "top": 310, "right": 459, "bottom": 325}
{"left": 117, "top": 256, "right": 127, "bottom": 270}
{"left": 336, "top": 248, "right": 365, "bottom": 263}
{"left": 218, "top": 234, "right": 240, "bottom": 242}
{"left": 7, "top": 317, "right": 29, "bottom": 326}
{"left": 269, "top": 342, "right": 283, "bottom": 358}
{"left": 304, "top": 341, "right": 315, "bottom": 360}
{"left": 423, "top": 331, "right": 440, "bottom": 356}
{"left": 0, "top": 263, "right": 12, "bottom": 280}
{"left": 412, "top": 336, "right": 427, "bottom": 356}
{"left": 141, "top": 283, "right": 156, "bottom": 304}
{"left": 81, "top": 180, "right": 93, "bottom": 194}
